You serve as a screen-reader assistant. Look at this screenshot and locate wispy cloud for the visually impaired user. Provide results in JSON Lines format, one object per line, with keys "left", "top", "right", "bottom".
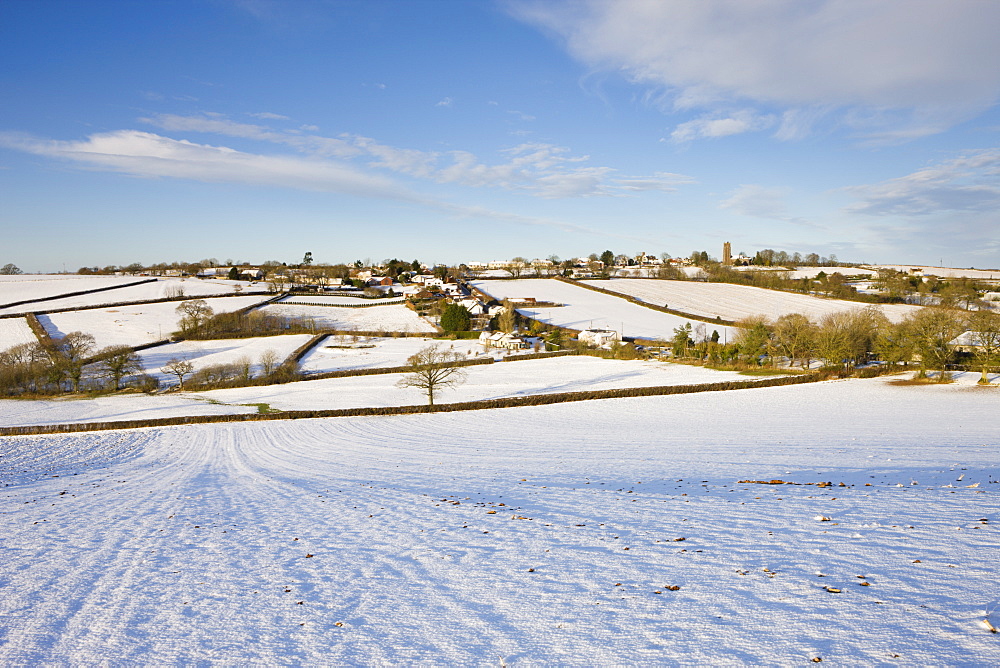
{"left": 671, "top": 110, "right": 775, "bottom": 143}
{"left": 435, "top": 97, "right": 454, "bottom": 108}
{"left": 613, "top": 172, "right": 696, "bottom": 193}
{"left": 250, "top": 112, "right": 289, "bottom": 120}
{"left": 0, "top": 129, "right": 632, "bottom": 240}
{"left": 513, "top": 0, "right": 1000, "bottom": 142}
{"left": 141, "top": 113, "right": 360, "bottom": 157}
{"left": 139, "top": 112, "right": 692, "bottom": 199}
{"left": 506, "top": 110, "right": 536, "bottom": 122}
{"left": 0, "top": 130, "right": 402, "bottom": 198}
{"left": 720, "top": 184, "right": 812, "bottom": 227}
{"left": 845, "top": 150, "right": 1000, "bottom": 216}
{"left": 832, "top": 151, "right": 1000, "bottom": 260}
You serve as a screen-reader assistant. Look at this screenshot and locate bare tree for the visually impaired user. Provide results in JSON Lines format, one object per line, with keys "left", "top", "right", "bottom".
{"left": 56, "top": 332, "right": 96, "bottom": 392}
{"left": 504, "top": 257, "right": 528, "bottom": 279}
{"left": 498, "top": 300, "right": 517, "bottom": 333}
{"left": 0, "top": 341, "right": 50, "bottom": 394}
{"left": 175, "top": 299, "right": 214, "bottom": 334}
{"left": 396, "top": 344, "right": 468, "bottom": 405}
{"left": 268, "top": 275, "right": 289, "bottom": 294}
{"left": 904, "top": 308, "right": 963, "bottom": 381}
{"left": 165, "top": 283, "right": 186, "bottom": 298}
{"left": 815, "top": 307, "right": 885, "bottom": 371}
{"left": 965, "top": 309, "right": 1000, "bottom": 384}
{"left": 532, "top": 259, "right": 557, "bottom": 278}
{"left": 874, "top": 318, "right": 914, "bottom": 369}
{"left": 733, "top": 315, "right": 772, "bottom": 365}
{"left": 97, "top": 345, "right": 144, "bottom": 390}
{"left": 162, "top": 358, "right": 195, "bottom": 388}
{"left": 771, "top": 313, "right": 817, "bottom": 368}
{"left": 259, "top": 349, "right": 280, "bottom": 376}
{"left": 235, "top": 355, "right": 253, "bottom": 382}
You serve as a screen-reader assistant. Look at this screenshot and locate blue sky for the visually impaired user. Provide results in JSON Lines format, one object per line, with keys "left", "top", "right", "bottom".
{"left": 2, "top": 0, "right": 1000, "bottom": 272}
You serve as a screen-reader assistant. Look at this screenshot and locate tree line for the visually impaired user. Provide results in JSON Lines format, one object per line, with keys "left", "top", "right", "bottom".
{"left": 0, "top": 299, "right": 314, "bottom": 397}
{"left": 0, "top": 334, "right": 156, "bottom": 396}
{"left": 668, "top": 305, "right": 1000, "bottom": 384}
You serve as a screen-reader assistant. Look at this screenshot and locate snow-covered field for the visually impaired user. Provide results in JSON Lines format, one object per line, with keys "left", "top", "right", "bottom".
{"left": 868, "top": 265, "right": 1000, "bottom": 280}
{"left": 0, "top": 275, "right": 147, "bottom": 307}
{"left": 0, "top": 278, "right": 267, "bottom": 316}
{"left": 39, "top": 296, "right": 270, "bottom": 349}
{"left": 0, "top": 393, "right": 257, "bottom": 426}
{"left": 206, "top": 356, "right": 750, "bottom": 411}
{"left": 278, "top": 294, "right": 406, "bottom": 306}
{"left": 0, "top": 375, "right": 996, "bottom": 664}
{"left": 0, "top": 357, "right": 748, "bottom": 426}
{"left": 259, "top": 303, "right": 437, "bottom": 333}
{"left": 584, "top": 278, "right": 922, "bottom": 324}
{"left": 301, "top": 336, "right": 500, "bottom": 373}
{"left": 472, "top": 279, "right": 737, "bottom": 341}
{"left": 0, "top": 317, "right": 38, "bottom": 349}
{"left": 786, "top": 266, "right": 879, "bottom": 279}
{"left": 137, "top": 334, "right": 314, "bottom": 385}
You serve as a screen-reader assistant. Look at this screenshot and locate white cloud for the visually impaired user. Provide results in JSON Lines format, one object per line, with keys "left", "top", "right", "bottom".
{"left": 840, "top": 151, "right": 1000, "bottom": 260}
{"left": 671, "top": 110, "right": 775, "bottom": 143}
{"left": 513, "top": 0, "right": 1000, "bottom": 141}
{"left": 0, "top": 129, "right": 632, "bottom": 240}
{"left": 347, "top": 134, "right": 438, "bottom": 179}
{"left": 506, "top": 110, "right": 536, "bottom": 122}
{"left": 0, "top": 128, "right": 674, "bottom": 245}
{"left": 435, "top": 97, "right": 454, "bottom": 108}
{"left": 141, "top": 113, "right": 360, "bottom": 157}
{"left": 612, "top": 172, "right": 696, "bottom": 192}
{"left": 0, "top": 130, "right": 403, "bottom": 199}
{"left": 720, "top": 184, "right": 812, "bottom": 227}
{"left": 250, "top": 112, "right": 290, "bottom": 120}
{"left": 139, "top": 113, "right": 692, "bottom": 199}
{"left": 720, "top": 185, "right": 790, "bottom": 218}
{"left": 845, "top": 150, "right": 1000, "bottom": 216}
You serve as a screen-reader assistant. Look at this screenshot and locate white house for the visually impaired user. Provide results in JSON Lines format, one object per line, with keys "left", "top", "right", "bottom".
{"left": 412, "top": 275, "right": 444, "bottom": 288}
{"left": 578, "top": 328, "right": 620, "bottom": 347}
{"left": 458, "top": 298, "right": 487, "bottom": 316}
{"left": 479, "top": 331, "right": 530, "bottom": 349}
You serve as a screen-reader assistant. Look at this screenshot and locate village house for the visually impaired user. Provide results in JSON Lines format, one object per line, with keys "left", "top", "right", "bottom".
{"left": 578, "top": 328, "right": 620, "bottom": 348}
{"left": 239, "top": 268, "right": 265, "bottom": 281}
{"left": 456, "top": 298, "right": 487, "bottom": 316}
{"left": 411, "top": 274, "right": 443, "bottom": 287}
{"left": 479, "top": 331, "right": 530, "bottom": 350}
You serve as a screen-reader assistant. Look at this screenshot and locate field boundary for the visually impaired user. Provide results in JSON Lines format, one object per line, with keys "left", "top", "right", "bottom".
{"left": 0, "top": 290, "right": 273, "bottom": 319}
{"left": 23, "top": 313, "right": 53, "bottom": 346}
{"left": 0, "top": 372, "right": 819, "bottom": 436}
{"left": 0, "top": 278, "right": 159, "bottom": 311}
{"left": 300, "top": 347, "right": 575, "bottom": 380}
{"left": 555, "top": 276, "right": 739, "bottom": 327}
{"left": 278, "top": 299, "right": 407, "bottom": 308}
{"left": 302, "top": 355, "right": 495, "bottom": 380}
{"left": 286, "top": 333, "right": 330, "bottom": 365}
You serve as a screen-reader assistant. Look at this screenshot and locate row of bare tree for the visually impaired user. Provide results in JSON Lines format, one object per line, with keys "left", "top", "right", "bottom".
{"left": 0, "top": 334, "right": 151, "bottom": 396}
{"left": 716, "top": 306, "right": 999, "bottom": 382}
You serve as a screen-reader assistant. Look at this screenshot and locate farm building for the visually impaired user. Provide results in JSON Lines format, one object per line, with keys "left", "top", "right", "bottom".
{"left": 578, "top": 328, "right": 620, "bottom": 347}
